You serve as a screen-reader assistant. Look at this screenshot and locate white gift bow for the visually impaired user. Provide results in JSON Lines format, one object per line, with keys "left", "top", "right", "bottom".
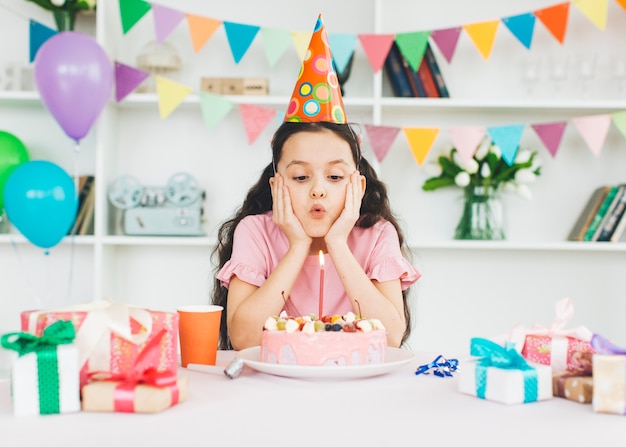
{"left": 26, "top": 298, "right": 153, "bottom": 372}
{"left": 502, "top": 298, "right": 593, "bottom": 371}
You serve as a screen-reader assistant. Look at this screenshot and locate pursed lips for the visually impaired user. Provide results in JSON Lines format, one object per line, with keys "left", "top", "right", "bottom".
{"left": 310, "top": 204, "right": 326, "bottom": 218}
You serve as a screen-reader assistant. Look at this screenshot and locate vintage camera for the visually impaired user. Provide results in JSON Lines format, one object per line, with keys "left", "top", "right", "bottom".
{"left": 108, "top": 172, "right": 205, "bottom": 236}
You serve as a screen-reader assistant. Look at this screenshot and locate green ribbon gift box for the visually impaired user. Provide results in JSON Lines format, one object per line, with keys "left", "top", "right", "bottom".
{"left": 1, "top": 320, "right": 81, "bottom": 416}
{"left": 458, "top": 338, "right": 553, "bottom": 405}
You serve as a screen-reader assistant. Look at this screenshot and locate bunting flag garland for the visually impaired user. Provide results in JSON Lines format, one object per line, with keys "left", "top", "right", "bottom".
{"left": 223, "top": 22, "right": 260, "bottom": 64}
{"left": 617, "top": 0, "right": 626, "bottom": 11}
{"left": 462, "top": 20, "right": 500, "bottom": 60}
{"left": 199, "top": 92, "right": 234, "bottom": 132}
{"left": 364, "top": 124, "right": 401, "bottom": 162}
{"left": 239, "top": 104, "right": 277, "bottom": 144}
{"left": 611, "top": 110, "right": 626, "bottom": 139}
{"left": 119, "top": 0, "right": 152, "bottom": 35}
{"left": 152, "top": 4, "right": 186, "bottom": 44}
{"left": 186, "top": 14, "right": 221, "bottom": 53}
{"left": 155, "top": 76, "right": 192, "bottom": 119}
{"left": 572, "top": 0, "right": 608, "bottom": 30}
{"left": 29, "top": 20, "right": 56, "bottom": 62}
{"left": 535, "top": 3, "right": 570, "bottom": 44}
{"left": 531, "top": 122, "right": 567, "bottom": 158}
{"left": 487, "top": 124, "right": 525, "bottom": 165}
{"left": 448, "top": 126, "right": 486, "bottom": 163}
{"left": 358, "top": 34, "right": 395, "bottom": 73}
{"left": 430, "top": 27, "right": 462, "bottom": 64}
{"left": 571, "top": 114, "right": 612, "bottom": 157}
{"left": 328, "top": 34, "right": 359, "bottom": 74}
{"left": 261, "top": 28, "right": 292, "bottom": 67}
{"left": 395, "top": 31, "right": 431, "bottom": 71}
{"left": 403, "top": 128, "right": 440, "bottom": 166}
{"left": 114, "top": 62, "right": 150, "bottom": 102}
{"left": 502, "top": 12, "right": 536, "bottom": 50}
{"left": 290, "top": 31, "right": 312, "bottom": 61}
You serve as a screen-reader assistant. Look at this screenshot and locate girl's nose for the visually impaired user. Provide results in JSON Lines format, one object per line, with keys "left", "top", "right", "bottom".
{"left": 310, "top": 185, "right": 326, "bottom": 199}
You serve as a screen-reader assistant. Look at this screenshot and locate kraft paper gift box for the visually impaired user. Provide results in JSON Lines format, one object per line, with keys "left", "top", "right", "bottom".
{"left": 501, "top": 298, "right": 595, "bottom": 372}
{"left": 459, "top": 338, "right": 553, "bottom": 405}
{"left": 20, "top": 299, "right": 178, "bottom": 387}
{"left": 1, "top": 320, "right": 80, "bottom": 416}
{"left": 82, "top": 376, "right": 188, "bottom": 413}
{"left": 590, "top": 334, "right": 626, "bottom": 415}
{"left": 552, "top": 371, "right": 594, "bottom": 404}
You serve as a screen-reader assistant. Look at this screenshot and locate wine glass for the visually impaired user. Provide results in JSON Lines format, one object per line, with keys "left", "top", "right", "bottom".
{"left": 548, "top": 53, "right": 570, "bottom": 97}
{"left": 577, "top": 53, "right": 597, "bottom": 97}
{"left": 521, "top": 57, "right": 542, "bottom": 96}
{"left": 610, "top": 54, "right": 626, "bottom": 95}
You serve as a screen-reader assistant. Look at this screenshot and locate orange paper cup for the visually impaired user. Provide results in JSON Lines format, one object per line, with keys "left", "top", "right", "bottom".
{"left": 177, "top": 305, "right": 223, "bottom": 367}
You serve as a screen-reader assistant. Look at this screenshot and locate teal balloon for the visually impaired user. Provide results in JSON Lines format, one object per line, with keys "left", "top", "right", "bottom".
{"left": 3, "top": 161, "right": 77, "bottom": 249}
{"left": 0, "top": 131, "right": 30, "bottom": 211}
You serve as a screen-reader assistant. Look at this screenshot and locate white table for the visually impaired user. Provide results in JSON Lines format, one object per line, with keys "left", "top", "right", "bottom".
{"left": 1, "top": 351, "right": 623, "bottom": 447}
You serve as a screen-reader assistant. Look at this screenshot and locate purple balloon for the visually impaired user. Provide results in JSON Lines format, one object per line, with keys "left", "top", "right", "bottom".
{"left": 34, "top": 32, "right": 113, "bottom": 142}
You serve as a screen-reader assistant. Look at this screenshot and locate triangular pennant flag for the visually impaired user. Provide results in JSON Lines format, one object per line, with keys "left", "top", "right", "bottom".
{"left": 430, "top": 27, "right": 462, "bottom": 64}
{"left": 617, "top": 0, "right": 626, "bottom": 11}
{"left": 447, "top": 126, "right": 486, "bottom": 163}
{"left": 403, "top": 127, "right": 440, "bottom": 166}
{"left": 572, "top": 0, "right": 608, "bottom": 31}
{"left": 186, "top": 14, "right": 221, "bottom": 53}
{"left": 291, "top": 31, "right": 312, "bottom": 61}
{"left": 535, "top": 2, "right": 570, "bottom": 44}
{"left": 395, "top": 31, "right": 430, "bottom": 71}
{"left": 114, "top": 61, "right": 150, "bottom": 102}
{"left": 118, "top": 0, "right": 152, "bottom": 34}
{"left": 199, "top": 92, "right": 234, "bottom": 132}
{"left": 261, "top": 27, "right": 292, "bottom": 67}
{"left": 572, "top": 114, "right": 612, "bottom": 157}
{"left": 152, "top": 4, "right": 186, "bottom": 44}
{"left": 328, "top": 33, "right": 358, "bottom": 74}
{"left": 611, "top": 110, "right": 626, "bottom": 140}
{"left": 29, "top": 20, "right": 57, "bottom": 63}
{"left": 502, "top": 12, "right": 536, "bottom": 50}
{"left": 358, "top": 34, "right": 395, "bottom": 73}
{"left": 155, "top": 76, "right": 192, "bottom": 119}
{"left": 462, "top": 20, "right": 499, "bottom": 60}
{"left": 239, "top": 104, "right": 277, "bottom": 144}
{"left": 364, "top": 124, "right": 401, "bottom": 162}
{"left": 223, "top": 22, "right": 260, "bottom": 64}
{"left": 486, "top": 124, "right": 525, "bottom": 166}
{"left": 531, "top": 122, "right": 567, "bottom": 158}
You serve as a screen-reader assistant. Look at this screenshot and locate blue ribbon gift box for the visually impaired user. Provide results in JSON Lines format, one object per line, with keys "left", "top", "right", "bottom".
{"left": 459, "top": 338, "right": 553, "bottom": 405}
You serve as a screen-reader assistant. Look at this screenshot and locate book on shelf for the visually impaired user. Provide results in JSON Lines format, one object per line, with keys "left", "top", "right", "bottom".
{"left": 77, "top": 180, "right": 95, "bottom": 235}
{"left": 567, "top": 185, "right": 612, "bottom": 241}
{"left": 610, "top": 204, "right": 626, "bottom": 242}
{"left": 416, "top": 52, "right": 440, "bottom": 98}
{"left": 402, "top": 53, "right": 426, "bottom": 97}
{"left": 70, "top": 175, "right": 95, "bottom": 235}
{"left": 384, "top": 41, "right": 413, "bottom": 98}
{"left": 595, "top": 184, "right": 626, "bottom": 242}
{"left": 582, "top": 185, "right": 620, "bottom": 241}
{"left": 423, "top": 43, "right": 450, "bottom": 98}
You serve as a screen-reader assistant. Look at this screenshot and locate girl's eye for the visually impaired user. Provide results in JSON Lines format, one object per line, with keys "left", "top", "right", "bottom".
{"left": 293, "top": 175, "right": 308, "bottom": 182}
{"left": 329, "top": 175, "right": 344, "bottom": 181}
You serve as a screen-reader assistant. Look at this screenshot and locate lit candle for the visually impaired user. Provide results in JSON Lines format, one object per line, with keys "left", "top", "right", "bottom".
{"left": 318, "top": 250, "right": 325, "bottom": 318}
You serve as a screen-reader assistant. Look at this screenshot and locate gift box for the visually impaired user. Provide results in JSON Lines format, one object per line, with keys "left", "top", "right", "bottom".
{"left": 590, "top": 334, "right": 626, "bottom": 415}
{"left": 1, "top": 320, "right": 80, "bottom": 416}
{"left": 82, "top": 376, "right": 188, "bottom": 413}
{"left": 459, "top": 338, "right": 553, "bottom": 405}
{"left": 20, "top": 299, "right": 178, "bottom": 387}
{"left": 552, "top": 371, "right": 593, "bottom": 403}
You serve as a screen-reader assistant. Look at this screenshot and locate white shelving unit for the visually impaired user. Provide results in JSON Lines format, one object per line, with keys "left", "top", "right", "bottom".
{"left": 1, "top": 0, "right": 626, "bottom": 353}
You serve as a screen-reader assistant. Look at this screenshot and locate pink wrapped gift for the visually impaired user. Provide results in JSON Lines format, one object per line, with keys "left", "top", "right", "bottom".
{"left": 20, "top": 299, "right": 178, "bottom": 386}
{"left": 501, "top": 298, "right": 594, "bottom": 372}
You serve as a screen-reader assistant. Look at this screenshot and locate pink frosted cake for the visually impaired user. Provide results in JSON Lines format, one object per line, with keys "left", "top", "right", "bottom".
{"left": 260, "top": 312, "right": 387, "bottom": 366}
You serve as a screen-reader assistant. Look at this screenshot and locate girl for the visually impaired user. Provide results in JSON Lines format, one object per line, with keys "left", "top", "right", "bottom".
{"left": 212, "top": 121, "right": 420, "bottom": 350}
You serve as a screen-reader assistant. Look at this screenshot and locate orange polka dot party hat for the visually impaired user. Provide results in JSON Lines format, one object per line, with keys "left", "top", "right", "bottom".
{"left": 284, "top": 14, "right": 347, "bottom": 124}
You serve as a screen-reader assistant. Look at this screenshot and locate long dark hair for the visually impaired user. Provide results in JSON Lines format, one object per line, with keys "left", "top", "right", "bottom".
{"left": 211, "top": 121, "right": 413, "bottom": 349}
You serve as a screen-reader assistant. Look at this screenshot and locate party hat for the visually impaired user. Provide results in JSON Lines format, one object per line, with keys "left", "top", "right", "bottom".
{"left": 284, "top": 14, "right": 347, "bottom": 124}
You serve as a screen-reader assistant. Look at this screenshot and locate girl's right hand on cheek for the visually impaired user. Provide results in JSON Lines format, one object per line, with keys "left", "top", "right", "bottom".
{"left": 270, "top": 174, "right": 310, "bottom": 246}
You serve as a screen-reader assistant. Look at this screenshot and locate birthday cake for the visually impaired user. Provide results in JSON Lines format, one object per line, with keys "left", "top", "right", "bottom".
{"left": 260, "top": 311, "right": 387, "bottom": 366}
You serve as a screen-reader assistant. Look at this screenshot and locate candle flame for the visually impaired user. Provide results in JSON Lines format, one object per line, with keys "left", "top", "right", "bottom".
{"left": 318, "top": 250, "right": 324, "bottom": 267}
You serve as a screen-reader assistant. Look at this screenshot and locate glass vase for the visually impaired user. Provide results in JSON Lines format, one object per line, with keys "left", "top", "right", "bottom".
{"left": 53, "top": 10, "right": 76, "bottom": 31}
{"left": 454, "top": 185, "right": 505, "bottom": 240}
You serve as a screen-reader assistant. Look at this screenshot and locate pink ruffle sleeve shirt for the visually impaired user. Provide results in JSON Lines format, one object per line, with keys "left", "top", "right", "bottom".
{"left": 217, "top": 212, "right": 421, "bottom": 316}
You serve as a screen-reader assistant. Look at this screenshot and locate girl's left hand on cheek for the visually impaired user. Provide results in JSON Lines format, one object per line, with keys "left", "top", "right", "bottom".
{"left": 326, "top": 171, "right": 364, "bottom": 243}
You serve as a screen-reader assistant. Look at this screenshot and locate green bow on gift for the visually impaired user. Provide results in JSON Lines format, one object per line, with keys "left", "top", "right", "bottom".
{"left": 1, "top": 320, "right": 76, "bottom": 415}
{"left": 470, "top": 337, "right": 539, "bottom": 403}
